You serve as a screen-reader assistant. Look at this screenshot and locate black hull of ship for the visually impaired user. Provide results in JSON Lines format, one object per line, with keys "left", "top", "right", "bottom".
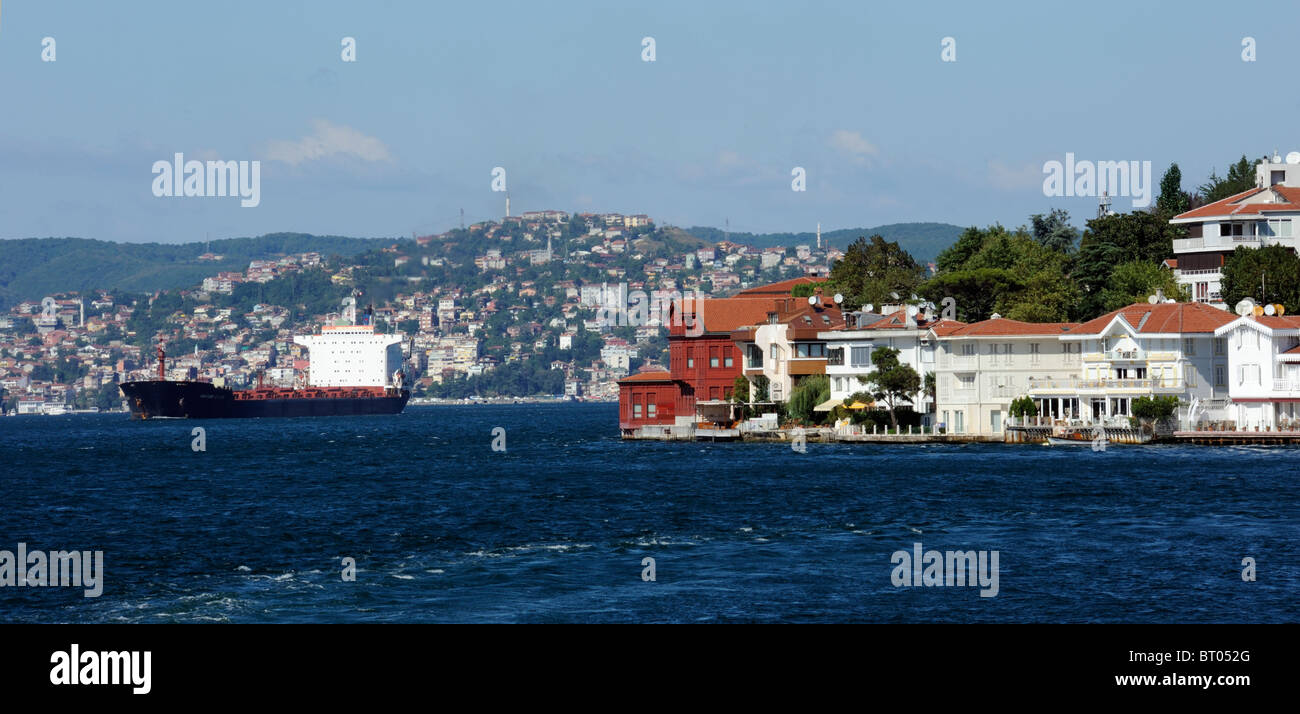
{"left": 119, "top": 381, "right": 410, "bottom": 419}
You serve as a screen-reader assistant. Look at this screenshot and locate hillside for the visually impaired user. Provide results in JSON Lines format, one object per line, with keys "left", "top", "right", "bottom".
{"left": 0, "top": 234, "right": 388, "bottom": 308}
{"left": 680, "top": 222, "right": 965, "bottom": 264}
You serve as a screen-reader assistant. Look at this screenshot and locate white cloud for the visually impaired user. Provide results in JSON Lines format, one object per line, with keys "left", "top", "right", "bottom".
{"left": 265, "top": 119, "right": 393, "bottom": 165}
{"left": 828, "top": 130, "right": 879, "bottom": 163}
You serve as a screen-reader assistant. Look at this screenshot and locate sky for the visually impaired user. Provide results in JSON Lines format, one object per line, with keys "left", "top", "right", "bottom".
{"left": 1, "top": 0, "right": 1299, "bottom": 244}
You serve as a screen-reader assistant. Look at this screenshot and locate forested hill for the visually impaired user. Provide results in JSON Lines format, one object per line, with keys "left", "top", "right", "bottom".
{"left": 0, "top": 233, "right": 388, "bottom": 309}
{"left": 680, "top": 222, "right": 964, "bottom": 264}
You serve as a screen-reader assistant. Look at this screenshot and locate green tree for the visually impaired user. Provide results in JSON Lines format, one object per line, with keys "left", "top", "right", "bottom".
{"left": 826, "top": 235, "right": 924, "bottom": 311}
{"left": 1220, "top": 244, "right": 1300, "bottom": 312}
{"left": 731, "top": 375, "right": 750, "bottom": 403}
{"left": 1028, "top": 209, "right": 1078, "bottom": 253}
{"left": 787, "top": 374, "right": 829, "bottom": 424}
{"left": 1072, "top": 211, "right": 1177, "bottom": 318}
{"left": 858, "top": 346, "right": 921, "bottom": 430}
{"left": 1098, "top": 261, "right": 1188, "bottom": 311}
{"left": 1156, "top": 163, "right": 1190, "bottom": 218}
{"left": 1199, "top": 155, "right": 1257, "bottom": 203}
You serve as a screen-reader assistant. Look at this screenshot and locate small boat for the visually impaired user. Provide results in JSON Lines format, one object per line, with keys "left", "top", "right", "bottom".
{"left": 1044, "top": 427, "right": 1107, "bottom": 447}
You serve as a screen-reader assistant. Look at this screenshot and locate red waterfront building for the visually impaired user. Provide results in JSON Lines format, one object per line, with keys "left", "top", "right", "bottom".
{"left": 617, "top": 278, "right": 826, "bottom": 434}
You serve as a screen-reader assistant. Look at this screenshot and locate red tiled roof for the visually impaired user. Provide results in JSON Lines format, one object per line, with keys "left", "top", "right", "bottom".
{"left": 1172, "top": 185, "right": 1300, "bottom": 220}
{"left": 677, "top": 297, "right": 787, "bottom": 333}
{"left": 1069, "top": 302, "right": 1235, "bottom": 335}
{"left": 1248, "top": 315, "right": 1300, "bottom": 330}
{"left": 734, "top": 277, "right": 826, "bottom": 296}
{"left": 946, "top": 317, "right": 1078, "bottom": 337}
{"left": 618, "top": 370, "right": 673, "bottom": 384}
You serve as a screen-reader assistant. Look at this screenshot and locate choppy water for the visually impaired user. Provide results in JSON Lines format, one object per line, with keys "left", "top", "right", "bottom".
{"left": 0, "top": 404, "right": 1296, "bottom": 622}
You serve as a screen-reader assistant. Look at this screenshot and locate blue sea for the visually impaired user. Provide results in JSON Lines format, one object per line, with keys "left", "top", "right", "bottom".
{"left": 0, "top": 403, "right": 1296, "bottom": 623}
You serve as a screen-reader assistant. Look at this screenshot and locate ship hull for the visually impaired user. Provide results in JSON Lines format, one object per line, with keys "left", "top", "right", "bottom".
{"left": 119, "top": 381, "right": 409, "bottom": 419}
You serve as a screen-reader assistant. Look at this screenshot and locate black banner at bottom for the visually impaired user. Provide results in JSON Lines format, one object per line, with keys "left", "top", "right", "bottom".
{"left": 0, "top": 624, "right": 1286, "bottom": 702}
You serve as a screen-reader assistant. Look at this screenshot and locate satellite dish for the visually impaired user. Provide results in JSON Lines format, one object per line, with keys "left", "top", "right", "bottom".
{"left": 833, "top": 293, "right": 844, "bottom": 304}
{"left": 1265, "top": 304, "right": 1277, "bottom": 316}
{"left": 807, "top": 295, "right": 818, "bottom": 306}
{"left": 1236, "top": 298, "right": 1256, "bottom": 317}
{"left": 1254, "top": 305, "right": 1265, "bottom": 317}
{"left": 1148, "top": 294, "right": 1159, "bottom": 304}
{"left": 906, "top": 305, "right": 919, "bottom": 317}
{"left": 863, "top": 303, "right": 874, "bottom": 313}
{"left": 1287, "top": 152, "right": 1300, "bottom": 165}
{"left": 889, "top": 292, "right": 900, "bottom": 300}
{"left": 1278, "top": 304, "right": 1287, "bottom": 316}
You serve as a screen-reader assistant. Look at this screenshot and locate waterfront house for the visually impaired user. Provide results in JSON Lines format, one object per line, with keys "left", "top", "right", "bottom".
{"left": 934, "top": 316, "right": 1079, "bottom": 435}
{"left": 1027, "top": 301, "right": 1233, "bottom": 425}
{"left": 819, "top": 306, "right": 965, "bottom": 422}
{"left": 729, "top": 289, "right": 845, "bottom": 406}
{"left": 1170, "top": 155, "right": 1300, "bottom": 304}
{"left": 1211, "top": 311, "right": 1300, "bottom": 429}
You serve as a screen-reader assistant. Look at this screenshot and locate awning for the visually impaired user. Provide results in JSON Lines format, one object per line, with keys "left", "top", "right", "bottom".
{"left": 813, "top": 397, "right": 841, "bottom": 412}
{"left": 847, "top": 400, "right": 872, "bottom": 410}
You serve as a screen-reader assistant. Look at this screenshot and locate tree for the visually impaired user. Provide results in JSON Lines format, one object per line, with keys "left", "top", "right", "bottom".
{"left": 787, "top": 374, "right": 829, "bottom": 424}
{"left": 1009, "top": 396, "right": 1038, "bottom": 418}
{"left": 858, "top": 346, "right": 921, "bottom": 430}
{"left": 731, "top": 375, "right": 750, "bottom": 403}
{"left": 1098, "top": 261, "right": 1188, "bottom": 311}
{"left": 1029, "top": 209, "right": 1078, "bottom": 253}
{"left": 825, "top": 235, "right": 925, "bottom": 311}
{"left": 1156, "top": 163, "right": 1190, "bottom": 218}
{"left": 1198, "top": 155, "right": 1257, "bottom": 203}
{"left": 923, "top": 372, "right": 935, "bottom": 415}
{"left": 1072, "top": 211, "right": 1177, "bottom": 318}
{"left": 1220, "top": 244, "right": 1300, "bottom": 313}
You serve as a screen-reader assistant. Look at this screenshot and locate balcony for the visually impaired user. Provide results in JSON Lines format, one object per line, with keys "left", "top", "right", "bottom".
{"left": 1027, "top": 377, "right": 1186, "bottom": 392}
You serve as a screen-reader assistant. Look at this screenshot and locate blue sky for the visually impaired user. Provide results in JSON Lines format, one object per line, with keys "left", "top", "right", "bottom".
{"left": 2, "top": 0, "right": 1298, "bottom": 243}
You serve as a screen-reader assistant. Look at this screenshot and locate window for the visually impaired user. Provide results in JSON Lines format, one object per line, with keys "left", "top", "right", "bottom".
{"left": 795, "top": 343, "right": 826, "bottom": 358}
{"left": 961, "top": 343, "right": 976, "bottom": 357}
{"left": 632, "top": 398, "right": 642, "bottom": 418}
{"left": 851, "top": 346, "right": 872, "bottom": 367}
{"left": 1029, "top": 343, "right": 1040, "bottom": 363}
{"left": 1185, "top": 365, "right": 1197, "bottom": 387}
{"left": 827, "top": 347, "right": 844, "bottom": 366}
{"left": 647, "top": 400, "right": 657, "bottom": 417}
{"left": 686, "top": 348, "right": 694, "bottom": 368}
{"left": 724, "top": 355, "right": 733, "bottom": 368}
{"left": 1183, "top": 338, "right": 1195, "bottom": 356}
{"left": 710, "top": 355, "right": 719, "bottom": 368}
{"left": 1214, "top": 338, "right": 1225, "bottom": 355}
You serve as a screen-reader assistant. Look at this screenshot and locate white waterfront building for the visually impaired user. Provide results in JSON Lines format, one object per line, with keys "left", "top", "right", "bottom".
{"left": 1026, "top": 302, "right": 1234, "bottom": 426}
{"left": 818, "top": 307, "right": 961, "bottom": 424}
{"left": 1213, "top": 311, "right": 1300, "bottom": 429}
{"left": 932, "top": 316, "right": 1080, "bottom": 435}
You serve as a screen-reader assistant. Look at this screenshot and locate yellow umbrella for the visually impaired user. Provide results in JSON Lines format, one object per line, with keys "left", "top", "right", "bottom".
{"left": 847, "top": 400, "right": 872, "bottom": 410}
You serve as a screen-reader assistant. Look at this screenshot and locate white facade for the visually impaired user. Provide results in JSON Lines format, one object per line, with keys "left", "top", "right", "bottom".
{"left": 1170, "top": 157, "right": 1300, "bottom": 303}
{"left": 933, "top": 320, "right": 1079, "bottom": 435}
{"left": 293, "top": 325, "right": 405, "bottom": 387}
{"left": 1213, "top": 315, "right": 1300, "bottom": 429}
{"left": 819, "top": 314, "right": 940, "bottom": 420}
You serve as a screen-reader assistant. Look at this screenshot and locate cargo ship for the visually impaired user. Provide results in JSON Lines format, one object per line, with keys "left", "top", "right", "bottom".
{"left": 119, "top": 320, "right": 410, "bottom": 419}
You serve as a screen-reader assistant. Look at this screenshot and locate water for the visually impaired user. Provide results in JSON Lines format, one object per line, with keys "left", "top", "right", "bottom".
{"left": 0, "top": 404, "right": 1296, "bottom": 623}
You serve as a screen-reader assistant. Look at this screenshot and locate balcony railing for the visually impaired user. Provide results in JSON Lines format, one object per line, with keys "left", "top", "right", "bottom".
{"left": 1027, "top": 377, "right": 1186, "bottom": 391}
